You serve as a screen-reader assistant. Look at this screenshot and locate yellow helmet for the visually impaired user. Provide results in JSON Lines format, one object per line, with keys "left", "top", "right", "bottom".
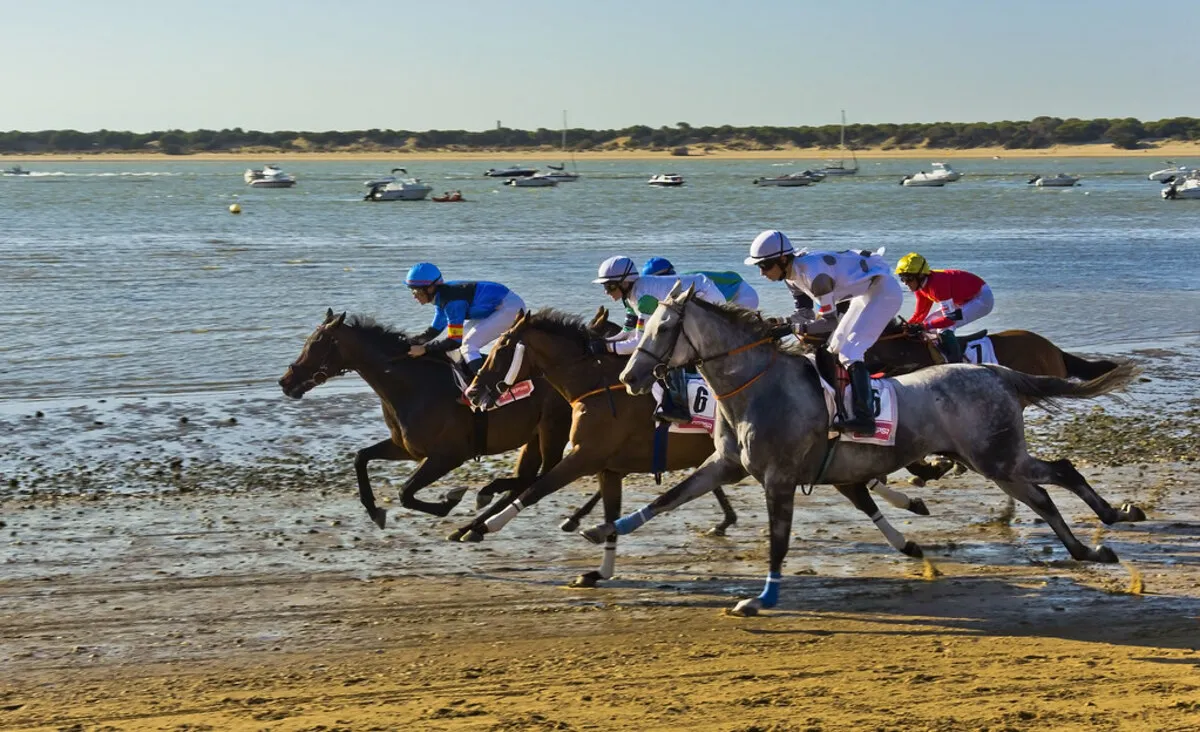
{"left": 895, "top": 252, "right": 932, "bottom": 276}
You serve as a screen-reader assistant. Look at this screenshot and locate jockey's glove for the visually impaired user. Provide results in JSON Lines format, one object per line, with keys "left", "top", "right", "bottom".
{"left": 586, "top": 338, "right": 613, "bottom": 356}
{"left": 904, "top": 322, "right": 925, "bottom": 336}
{"left": 948, "top": 308, "right": 963, "bottom": 321}
{"left": 798, "top": 316, "right": 837, "bottom": 336}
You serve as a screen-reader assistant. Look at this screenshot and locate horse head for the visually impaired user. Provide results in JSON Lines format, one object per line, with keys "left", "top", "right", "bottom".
{"left": 619, "top": 281, "right": 698, "bottom": 395}
{"left": 467, "top": 309, "right": 534, "bottom": 410}
{"left": 279, "top": 309, "right": 350, "bottom": 398}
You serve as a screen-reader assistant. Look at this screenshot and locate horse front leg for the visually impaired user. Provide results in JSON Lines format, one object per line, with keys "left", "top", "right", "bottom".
{"left": 571, "top": 471, "right": 623, "bottom": 588}
{"left": 835, "top": 483, "right": 923, "bottom": 558}
{"left": 732, "top": 478, "right": 796, "bottom": 617}
{"left": 560, "top": 490, "right": 603, "bottom": 532}
{"left": 396, "top": 455, "right": 470, "bottom": 519}
{"left": 867, "top": 476, "right": 930, "bottom": 516}
{"left": 581, "top": 452, "right": 746, "bottom": 544}
{"left": 904, "top": 458, "right": 956, "bottom": 487}
{"left": 354, "top": 439, "right": 414, "bottom": 529}
{"left": 708, "top": 486, "right": 739, "bottom": 536}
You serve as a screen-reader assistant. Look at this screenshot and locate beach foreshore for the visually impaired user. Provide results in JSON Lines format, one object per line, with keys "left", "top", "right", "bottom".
{"left": 4, "top": 141, "right": 1200, "bottom": 163}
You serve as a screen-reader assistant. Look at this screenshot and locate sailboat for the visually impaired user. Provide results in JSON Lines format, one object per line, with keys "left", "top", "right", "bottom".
{"left": 818, "top": 110, "right": 858, "bottom": 176}
{"left": 540, "top": 110, "right": 580, "bottom": 182}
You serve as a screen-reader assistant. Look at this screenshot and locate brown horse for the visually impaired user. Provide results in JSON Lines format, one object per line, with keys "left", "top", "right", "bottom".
{"left": 462, "top": 308, "right": 739, "bottom": 587}
{"left": 279, "top": 310, "right": 572, "bottom": 529}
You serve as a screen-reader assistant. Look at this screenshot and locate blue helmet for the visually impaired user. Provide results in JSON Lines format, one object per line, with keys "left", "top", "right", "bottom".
{"left": 405, "top": 262, "right": 443, "bottom": 287}
{"left": 641, "top": 257, "right": 676, "bottom": 276}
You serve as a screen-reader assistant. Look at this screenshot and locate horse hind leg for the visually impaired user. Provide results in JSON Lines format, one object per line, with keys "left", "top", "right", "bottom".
{"left": 1031, "top": 458, "right": 1145, "bottom": 524}
{"left": 836, "top": 484, "right": 923, "bottom": 558}
{"left": 993, "top": 478, "right": 1118, "bottom": 563}
{"left": 571, "top": 470, "right": 622, "bottom": 589}
{"left": 707, "top": 486, "right": 738, "bottom": 536}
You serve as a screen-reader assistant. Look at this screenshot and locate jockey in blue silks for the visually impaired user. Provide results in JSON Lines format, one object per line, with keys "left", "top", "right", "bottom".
{"left": 404, "top": 262, "right": 526, "bottom": 378}
{"left": 640, "top": 256, "right": 760, "bottom": 310}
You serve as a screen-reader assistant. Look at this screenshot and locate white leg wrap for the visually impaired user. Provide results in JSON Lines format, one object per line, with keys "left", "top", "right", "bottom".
{"left": 484, "top": 499, "right": 523, "bottom": 532}
{"left": 599, "top": 539, "right": 616, "bottom": 579}
{"left": 871, "top": 510, "right": 907, "bottom": 551}
{"left": 869, "top": 480, "right": 911, "bottom": 510}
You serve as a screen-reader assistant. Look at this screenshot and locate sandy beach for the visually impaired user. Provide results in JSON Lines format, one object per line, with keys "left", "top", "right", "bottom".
{"left": 4, "top": 141, "right": 1200, "bottom": 163}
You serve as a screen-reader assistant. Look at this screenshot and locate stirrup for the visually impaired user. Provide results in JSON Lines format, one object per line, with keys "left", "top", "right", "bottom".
{"left": 655, "top": 406, "right": 692, "bottom": 425}
{"left": 835, "top": 416, "right": 876, "bottom": 436}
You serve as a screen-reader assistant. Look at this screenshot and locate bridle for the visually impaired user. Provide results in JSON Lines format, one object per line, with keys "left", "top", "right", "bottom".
{"left": 634, "top": 298, "right": 776, "bottom": 398}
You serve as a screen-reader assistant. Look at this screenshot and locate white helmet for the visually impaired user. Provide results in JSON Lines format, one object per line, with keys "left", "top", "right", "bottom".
{"left": 592, "top": 255, "right": 640, "bottom": 284}
{"left": 744, "top": 229, "right": 797, "bottom": 266}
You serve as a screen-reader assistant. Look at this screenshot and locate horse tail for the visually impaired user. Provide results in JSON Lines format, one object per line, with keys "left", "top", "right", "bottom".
{"left": 984, "top": 362, "right": 1139, "bottom": 413}
{"left": 1061, "top": 351, "right": 1121, "bottom": 381}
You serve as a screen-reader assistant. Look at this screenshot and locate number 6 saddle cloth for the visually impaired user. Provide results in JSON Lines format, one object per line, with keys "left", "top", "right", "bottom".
{"left": 651, "top": 375, "right": 718, "bottom": 434}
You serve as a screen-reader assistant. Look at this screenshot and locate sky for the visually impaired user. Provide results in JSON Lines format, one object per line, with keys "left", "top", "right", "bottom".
{"left": 2, "top": 0, "right": 1197, "bottom": 133}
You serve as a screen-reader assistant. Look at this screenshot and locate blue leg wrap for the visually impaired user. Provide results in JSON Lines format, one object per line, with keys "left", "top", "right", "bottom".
{"left": 756, "top": 571, "right": 783, "bottom": 608}
{"left": 614, "top": 506, "right": 654, "bottom": 535}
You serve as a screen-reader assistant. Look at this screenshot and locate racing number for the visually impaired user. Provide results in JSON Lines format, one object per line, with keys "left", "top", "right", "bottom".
{"left": 693, "top": 386, "right": 709, "bottom": 414}
{"left": 969, "top": 343, "right": 984, "bottom": 364}
{"left": 871, "top": 388, "right": 882, "bottom": 417}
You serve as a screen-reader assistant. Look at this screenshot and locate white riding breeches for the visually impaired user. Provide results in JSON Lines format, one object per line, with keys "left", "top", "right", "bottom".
{"left": 729, "top": 282, "right": 760, "bottom": 310}
{"left": 460, "top": 292, "right": 526, "bottom": 362}
{"left": 950, "top": 284, "right": 994, "bottom": 330}
{"left": 828, "top": 275, "right": 904, "bottom": 365}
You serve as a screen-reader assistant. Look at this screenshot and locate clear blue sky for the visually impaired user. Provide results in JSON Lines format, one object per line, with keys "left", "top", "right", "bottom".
{"left": 3, "top": 0, "right": 1196, "bottom": 132}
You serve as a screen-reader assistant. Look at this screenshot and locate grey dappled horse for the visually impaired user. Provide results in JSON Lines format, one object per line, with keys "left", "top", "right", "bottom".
{"left": 585, "top": 282, "right": 1141, "bottom": 616}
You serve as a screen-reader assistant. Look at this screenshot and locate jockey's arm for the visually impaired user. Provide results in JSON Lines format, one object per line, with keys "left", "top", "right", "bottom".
{"left": 909, "top": 291, "right": 934, "bottom": 325}
{"left": 422, "top": 303, "right": 466, "bottom": 352}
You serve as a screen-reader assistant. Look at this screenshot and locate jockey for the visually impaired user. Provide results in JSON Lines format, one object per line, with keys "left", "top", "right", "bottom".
{"left": 403, "top": 262, "right": 526, "bottom": 378}
{"left": 894, "top": 252, "right": 994, "bottom": 363}
{"left": 593, "top": 255, "right": 725, "bottom": 423}
{"left": 641, "top": 257, "right": 761, "bottom": 310}
{"left": 746, "top": 230, "right": 903, "bottom": 435}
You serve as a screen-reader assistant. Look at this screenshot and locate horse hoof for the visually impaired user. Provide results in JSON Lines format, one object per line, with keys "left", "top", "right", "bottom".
{"left": 475, "top": 492, "right": 496, "bottom": 512}
{"left": 1094, "top": 545, "right": 1119, "bottom": 564}
{"left": 443, "top": 487, "right": 469, "bottom": 507}
{"left": 1121, "top": 503, "right": 1146, "bottom": 522}
{"left": 908, "top": 498, "right": 931, "bottom": 516}
{"left": 705, "top": 526, "right": 727, "bottom": 537}
{"left": 728, "top": 598, "right": 761, "bottom": 617}
{"left": 560, "top": 518, "right": 580, "bottom": 533}
{"left": 458, "top": 529, "right": 485, "bottom": 543}
{"left": 902, "top": 541, "right": 924, "bottom": 559}
{"left": 953, "top": 463, "right": 968, "bottom": 475}
{"left": 908, "top": 477, "right": 926, "bottom": 488}
{"left": 579, "top": 524, "right": 612, "bottom": 545}
{"left": 569, "top": 571, "right": 602, "bottom": 588}
{"left": 446, "top": 528, "right": 467, "bottom": 542}
{"left": 369, "top": 508, "right": 387, "bottom": 530}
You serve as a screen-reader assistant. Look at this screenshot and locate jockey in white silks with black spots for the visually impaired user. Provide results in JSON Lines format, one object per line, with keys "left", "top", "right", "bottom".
{"left": 591, "top": 255, "right": 730, "bottom": 423}
{"left": 745, "top": 230, "right": 904, "bottom": 435}
{"left": 403, "top": 262, "right": 526, "bottom": 379}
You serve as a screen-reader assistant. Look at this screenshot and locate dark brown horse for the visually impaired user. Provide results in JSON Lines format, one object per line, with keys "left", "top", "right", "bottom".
{"left": 279, "top": 310, "right": 573, "bottom": 529}
{"left": 462, "top": 308, "right": 739, "bottom": 587}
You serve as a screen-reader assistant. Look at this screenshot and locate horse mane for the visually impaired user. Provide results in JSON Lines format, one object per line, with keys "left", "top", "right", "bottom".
{"left": 526, "top": 308, "right": 591, "bottom": 349}
{"left": 344, "top": 315, "right": 449, "bottom": 362}
{"left": 687, "top": 299, "right": 808, "bottom": 357}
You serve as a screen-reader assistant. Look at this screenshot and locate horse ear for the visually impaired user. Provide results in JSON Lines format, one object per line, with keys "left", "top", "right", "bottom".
{"left": 666, "top": 280, "right": 683, "bottom": 299}
{"left": 332, "top": 311, "right": 346, "bottom": 327}
{"left": 324, "top": 308, "right": 335, "bottom": 322}
{"left": 683, "top": 282, "right": 697, "bottom": 301}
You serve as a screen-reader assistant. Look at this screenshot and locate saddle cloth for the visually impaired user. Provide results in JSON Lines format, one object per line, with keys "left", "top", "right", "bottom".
{"left": 651, "top": 374, "right": 718, "bottom": 434}
{"left": 450, "top": 368, "right": 536, "bottom": 410}
{"left": 962, "top": 335, "right": 997, "bottom": 365}
{"left": 806, "top": 355, "right": 899, "bottom": 447}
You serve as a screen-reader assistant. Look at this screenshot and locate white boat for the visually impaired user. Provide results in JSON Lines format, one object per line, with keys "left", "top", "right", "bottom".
{"left": 900, "top": 172, "right": 947, "bottom": 187}
{"left": 929, "top": 162, "right": 962, "bottom": 181}
{"left": 1148, "top": 163, "right": 1194, "bottom": 182}
{"left": 542, "top": 111, "right": 580, "bottom": 182}
{"left": 753, "top": 172, "right": 815, "bottom": 187}
{"left": 3, "top": 165, "right": 31, "bottom": 176}
{"left": 1162, "top": 173, "right": 1200, "bottom": 200}
{"left": 506, "top": 175, "right": 557, "bottom": 187}
{"left": 485, "top": 166, "right": 538, "bottom": 177}
{"left": 816, "top": 110, "right": 858, "bottom": 176}
{"left": 245, "top": 165, "right": 296, "bottom": 188}
{"left": 364, "top": 168, "right": 433, "bottom": 201}
{"left": 1029, "top": 173, "right": 1080, "bottom": 187}
{"left": 648, "top": 173, "right": 685, "bottom": 187}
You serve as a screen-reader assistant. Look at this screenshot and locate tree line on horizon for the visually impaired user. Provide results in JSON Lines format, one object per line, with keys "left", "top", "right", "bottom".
{"left": 2, "top": 116, "right": 1199, "bottom": 154}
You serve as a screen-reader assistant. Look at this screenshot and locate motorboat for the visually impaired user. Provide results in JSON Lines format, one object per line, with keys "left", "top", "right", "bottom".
{"left": 753, "top": 172, "right": 816, "bottom": 187}
{"left": 2, "top": 165, "right": 30, "bottom": 176}
{"left": 1162, "top": 173, "right": 1200, "bottom": 200}
{"left": 929, "top": 162, "right": 962, "bottom": 181}
{"left": 364, "top": 168, "right": 433, "bottom": 201}
{"left": 1149, "top": 163, "right": 1194, "bottom": 182}
{"left": 1029, "top": 174, "right": 1081, "bottom": 187}
{"left": 245, "top": 165, "right": 297, "bottom": 188}
{"left": 900, "top": 172, "right": 947, "bottom": 187}
{"left": 506, "top": 174, "right": 557, "bottom": 187}
{"left": 538, "top": 167, "right": 580, "bottom": 183}
{"left": 648, "top": 173, "right": 684, "bottom": 187}
{"left": 432, "top": 190, "right": 465, "bottom": 202}
{"left": 485, "top": 166, "right": 538, "bottom": 177}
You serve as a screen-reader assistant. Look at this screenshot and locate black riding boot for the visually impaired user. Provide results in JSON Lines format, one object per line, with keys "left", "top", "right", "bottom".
{"left": 939, "top": 330, "right": 962, "bottom": 363}
{"left": 837, "top": 361, "right": 877, "bottom": 435}
{"left": 656, "top": 369, "right": 692, "bottom": 424}
{"left": 462, "top": 357, "right": 485, "bottom": 380}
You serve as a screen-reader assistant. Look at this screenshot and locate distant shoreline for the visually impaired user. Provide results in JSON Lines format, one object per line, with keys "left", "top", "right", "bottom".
{"left": 4, "top": 141, "right": 1200, "bottom": 163}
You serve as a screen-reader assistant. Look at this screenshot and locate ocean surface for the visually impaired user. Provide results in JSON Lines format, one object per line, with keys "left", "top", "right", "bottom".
{"left": 2, "top": 157, "right": 1198, "bottom": 490}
